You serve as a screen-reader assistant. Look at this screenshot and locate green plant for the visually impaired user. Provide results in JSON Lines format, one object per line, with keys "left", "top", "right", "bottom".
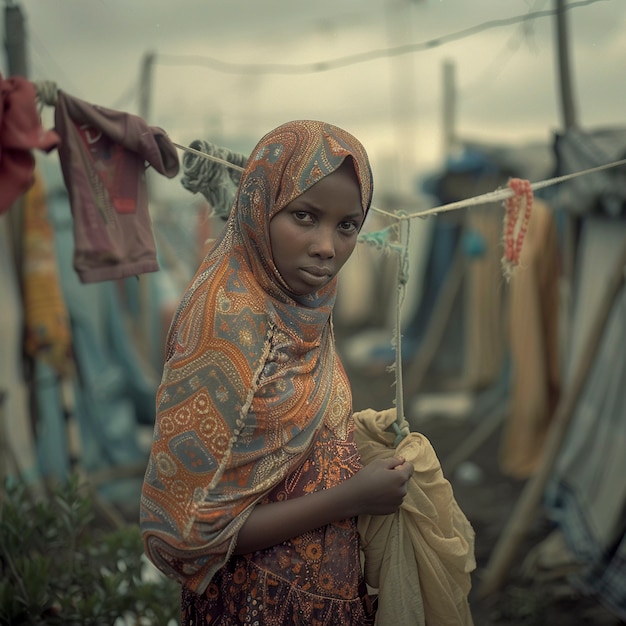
{"left": 0, "top": 476, "right": 179, "bottom": 625}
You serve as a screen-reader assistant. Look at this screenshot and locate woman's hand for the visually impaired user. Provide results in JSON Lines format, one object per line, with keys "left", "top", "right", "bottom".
{"left": 340, "top": 457, "right": 414, "bottom": 517}
{"left": 233, "top": 457, "right": 413, "bottom": 554}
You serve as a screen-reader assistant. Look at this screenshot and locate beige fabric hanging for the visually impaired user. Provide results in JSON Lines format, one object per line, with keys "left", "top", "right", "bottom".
{"left": 499, "top": 198, "right": 561, "bottom": 478}
{"left": 354, "top": 408, "right": 476, "bottom": 626}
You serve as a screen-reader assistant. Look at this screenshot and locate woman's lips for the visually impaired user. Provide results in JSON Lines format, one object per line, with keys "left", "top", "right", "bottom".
{"left": 299, "top": 266, "right": 332, "bottom": 285}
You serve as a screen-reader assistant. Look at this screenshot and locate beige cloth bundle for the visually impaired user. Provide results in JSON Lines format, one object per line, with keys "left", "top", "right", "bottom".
{"left": 354, "top": 408, "right": 476, "bottom": 626}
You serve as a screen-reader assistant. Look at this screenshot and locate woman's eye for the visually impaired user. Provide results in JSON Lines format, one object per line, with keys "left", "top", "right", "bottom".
{"left": 293, "top": 211, "right": 313, "bottom": 223}
{"left": 339, "top": 221, "right": 358, "bottom": 234}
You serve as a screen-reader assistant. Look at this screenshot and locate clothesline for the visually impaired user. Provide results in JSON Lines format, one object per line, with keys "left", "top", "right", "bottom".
{"left": 34, "top": 80, "right": 626, "bottom": 222}
{"left": 33, "top": 77, "right": 626, "bottom": 222}
{"left": 29, "top": 82, "right": 625, "bottom": 441}
{"left": 172, "top": 141, "right": 626, "bottom": 221}
{"left": 169, "top": 139, "right": 625, "bottom": 441}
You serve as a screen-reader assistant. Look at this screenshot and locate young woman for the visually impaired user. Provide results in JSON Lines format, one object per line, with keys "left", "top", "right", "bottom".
{"left": 140, "top": 120, "right": 413, "bottom": 625}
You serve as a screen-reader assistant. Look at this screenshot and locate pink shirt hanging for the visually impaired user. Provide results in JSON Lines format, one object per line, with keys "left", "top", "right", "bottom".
{"left": 54, "top": 90, "right": 179, "bottom": 283}
{"left": 0, "top": 74, "right": 60, "bottom": 214}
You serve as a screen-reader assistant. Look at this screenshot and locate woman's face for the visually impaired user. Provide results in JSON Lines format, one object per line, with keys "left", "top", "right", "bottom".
{"left": 269, "top": 159, "right": 364, "bottom": 296}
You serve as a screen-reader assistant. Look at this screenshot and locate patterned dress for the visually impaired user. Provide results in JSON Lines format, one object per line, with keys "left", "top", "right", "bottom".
{"left": 182, "top": 420, "right": 376, "bottom": 625}
{"left": 140, "top": 121, "right": 375, "bottom": 625}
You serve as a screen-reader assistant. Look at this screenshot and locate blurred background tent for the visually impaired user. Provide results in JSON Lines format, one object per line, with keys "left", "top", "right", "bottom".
{"left": 2, "top": 0, "right": 626, "bottom": 621}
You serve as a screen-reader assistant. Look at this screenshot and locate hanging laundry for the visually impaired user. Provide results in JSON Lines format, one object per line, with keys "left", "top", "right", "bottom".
{"left": 0, "top": 74, "right": 60, "bottom": 214}
{"left": 52, "top": 89, "right": 179, "bottom": 283}
{"left": 22, "top": 168, "right": 73, "bottom": 376}
{"left": 499, "top": 198, "right": 561, "bottom": 479}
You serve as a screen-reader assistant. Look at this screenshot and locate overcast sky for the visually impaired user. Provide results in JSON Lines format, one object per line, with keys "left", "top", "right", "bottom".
{"left": 4, "top": 0, "right": 626, "bottom": 196}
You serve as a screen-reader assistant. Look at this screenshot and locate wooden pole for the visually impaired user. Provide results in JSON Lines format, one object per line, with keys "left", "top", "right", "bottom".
{"left": 555, "top": 0, "right": 578, "bottom": 130}
{"left": 443, "top": 403, "right": 507, "bottom": 476}
{"left": 135, "top": 51, "right": 156, "bottom": 366}
{"left": 442, "top": 58, "right": 457, "bottom": 157}
{"left": 2, "top": 1, "right": 32, "bottom": 492}
{"left": 4, "top": 1, "right": 28, "bottom": 77}
{"left": 3, "top": 1, "right": 28, "bottom": 271}
{"left": 477, "top": 238, "right": 626, "bottom": 598}
{"left": 138, "top": 51, "right": 155, "bottom": 123}
{"left": 384, "top": 0, "right": 419, "bottom": 193}
{"left": 555, "top": 0, "right": 580, "bottom": 351}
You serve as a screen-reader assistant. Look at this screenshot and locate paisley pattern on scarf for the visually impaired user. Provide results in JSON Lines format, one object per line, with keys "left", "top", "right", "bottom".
{"left": 140, "top": 120, "right": 373, "bottom": 597}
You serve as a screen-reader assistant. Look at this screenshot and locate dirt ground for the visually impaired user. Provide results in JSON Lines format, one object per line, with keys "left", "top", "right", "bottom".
{"left": 341, "top": 345, "right": 625, "bottom": 626}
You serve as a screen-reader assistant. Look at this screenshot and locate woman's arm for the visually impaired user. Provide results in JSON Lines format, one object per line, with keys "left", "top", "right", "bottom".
{"left": 233, "top": 456, "right": 413, "bottom": 554}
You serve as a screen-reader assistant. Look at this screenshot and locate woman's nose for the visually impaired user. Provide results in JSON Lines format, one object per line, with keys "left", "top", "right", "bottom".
{"left": 309, "top": 227, "right": 335, "bottom": 258}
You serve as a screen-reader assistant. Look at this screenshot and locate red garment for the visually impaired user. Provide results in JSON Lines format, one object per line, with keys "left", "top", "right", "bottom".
{"left": 0, "top": 74, "right": 60, "bottom": 213}
{"left": 54, "top": 90, "right": 179, "bottom": 283}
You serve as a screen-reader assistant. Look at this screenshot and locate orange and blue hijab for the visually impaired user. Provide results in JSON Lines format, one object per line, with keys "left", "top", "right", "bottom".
{"left": 141, "top": 120, "right": 373, "bottom": 593}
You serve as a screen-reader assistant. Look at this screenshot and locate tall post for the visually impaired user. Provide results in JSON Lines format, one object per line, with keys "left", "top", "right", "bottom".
{"left": 4, "top": 0, "right": 28, "bottom": 77}
{"left": 555, "top": 0, "right": 578, "bottom": 130}
{"left": 136, "top": 51, "right": 157, "bottom": 368}
{"left": 2, "top": 0, "right": 37, "bottom": 493}
{"left": 441, "top": 58, "right": 457, "bottom": 158}
{"left": 555, "top": 0, "right": 579, "bottom": 341}
{"left": 3, "top": 1, "right": 29, "bottom": 270}
{"left": 384, "top": 0, "right": 419, "bottom": 195}
{"left": 139, "top": 51, "right": 155, "bottom": 122}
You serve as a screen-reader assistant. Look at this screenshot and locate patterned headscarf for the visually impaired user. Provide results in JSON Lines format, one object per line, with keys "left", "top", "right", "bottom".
{"left": 141, "top": 120, "right": 373, "bottom": 593}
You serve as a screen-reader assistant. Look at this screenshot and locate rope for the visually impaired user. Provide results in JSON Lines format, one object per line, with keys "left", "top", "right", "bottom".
{"left": 171, "top": 141, "right": 626, "bottom": 223}
{"left": 34, "top": 80, "right": 59, "bottom": 106}
{"left": 383, "top": 157, "right": 626, "bottom": 221}
{"left": 175, "top": 141, "right": 247, "bottom": 220}
{"left": 34, "top": 80, "right": 58, "bottom": 114}
{"left": 33, "top": 84, "right": 624, "bottom": 224}
{"left": 32, "top": 84, "right": 626, "bottom": 439}
{"left": 173, "top": 141, "right": 244, "bottom": 172}
{"left": 391, "top": 218, "right": 410, "bottom": 443}
{"left": 171, "top": 141, "right": 626, "bottom": 441}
